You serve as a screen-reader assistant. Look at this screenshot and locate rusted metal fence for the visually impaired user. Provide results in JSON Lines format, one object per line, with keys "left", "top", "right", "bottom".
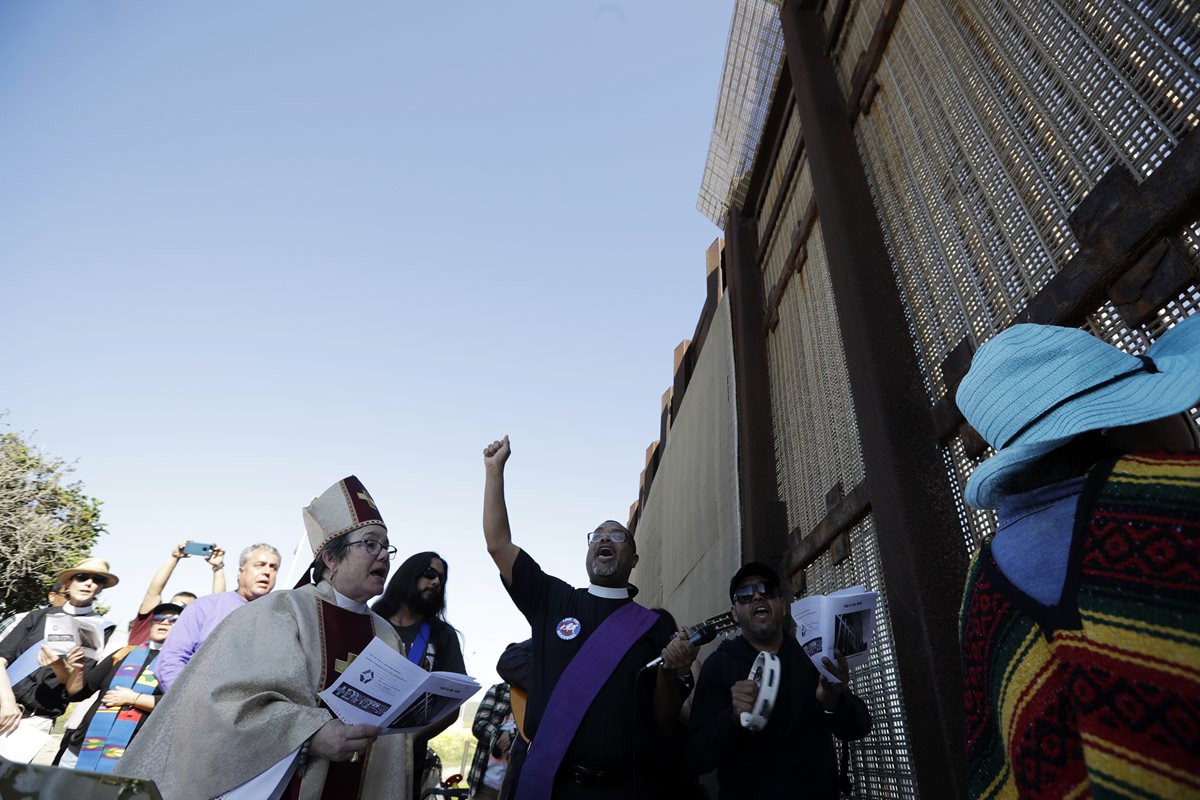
{"left": 633, "top": 0, "right": 1199, "bottom": 797}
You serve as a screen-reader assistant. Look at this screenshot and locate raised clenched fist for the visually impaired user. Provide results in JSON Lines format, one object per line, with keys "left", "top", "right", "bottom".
{"left": 483, "top": 436, "right": 511, "bottom": 469}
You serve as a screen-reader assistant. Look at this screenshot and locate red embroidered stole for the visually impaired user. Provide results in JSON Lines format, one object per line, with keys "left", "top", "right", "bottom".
{"left": 286, "top": 598, "right": 378, "bottom": 800}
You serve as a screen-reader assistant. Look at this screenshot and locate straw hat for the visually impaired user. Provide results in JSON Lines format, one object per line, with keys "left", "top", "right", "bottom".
{"left": 956, "top": 314, "right": 1200, "bottom": 509}
{"left": 301, "top": 475, "right": 386, "bottom": 557}
{"left": 56, "top": 556, "right": 120, "bottom": 589}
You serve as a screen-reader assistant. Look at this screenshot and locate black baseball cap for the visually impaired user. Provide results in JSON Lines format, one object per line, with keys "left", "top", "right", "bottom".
{"left": 150, "top": 601, "right": 185, "bottom": 617}
{"left": 729, "top": 562, "right": 782, "bottom": 602}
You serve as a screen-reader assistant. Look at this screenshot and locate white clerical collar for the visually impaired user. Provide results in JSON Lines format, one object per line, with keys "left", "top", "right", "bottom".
{"left": 587, "top": 584, "right": 630, "bottom": 599}
{"left": 332, "top": 588, "right": 370, "bottom": 614}
{"left": 148, "top": 640, "right": 163, "bottom": 651}
{"left": 62, "top": 602, "right": 93, "bottom": 616}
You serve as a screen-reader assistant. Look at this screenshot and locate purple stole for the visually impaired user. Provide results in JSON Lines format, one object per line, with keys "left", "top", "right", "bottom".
{"left": 285, "top": 598, "right": 377, "bottom": 800}
{"left": 516, "top": 601, "right": 659, "bottom": 800}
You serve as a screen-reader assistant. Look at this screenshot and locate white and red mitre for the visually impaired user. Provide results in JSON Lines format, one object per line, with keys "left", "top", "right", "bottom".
{"left": 302, "top": 475, "right": 387, "bottom": 556}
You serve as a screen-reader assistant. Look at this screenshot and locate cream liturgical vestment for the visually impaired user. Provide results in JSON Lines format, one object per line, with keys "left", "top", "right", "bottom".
{"left": 114, "top": 581, "right": 411, "bottom": 800}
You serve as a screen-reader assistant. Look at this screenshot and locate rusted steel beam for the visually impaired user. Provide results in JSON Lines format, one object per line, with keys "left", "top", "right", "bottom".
{"left": 824, "top": 0, "right": 852, "bottom": 54}
{"left": 859, "top": 75, "right": 881, "bottom": 117}
{"left": 745, "top": 68, "right": 796, "bottom": 220}
{"left": 670, "top": 339, "right": 693, "bottom": 422}
{"left": 929, "top": 131, "right": 1200, "bottom": 447}
{"left": 754, "top": 134, "right": 808, "bottom": 269}
{"left": 1108, "top": 236, "right": 1199, "bottom": 328}
{"left": 690, "top": 256, "right": 725, "bottom": 356}
{"left": 931, "top": 337, "right": 976, "bottom": 441}
{"left": 781, "top": 2, "right": 966, "bottom": 795}
{"left": 845, "top": 0, "right": 905, "bottom": 124}
{"left": 632, "top": 434, "right": 665, "bottom": 533}
{"left": 826, "top": 482, "right": 852, "bottom": 564}
{"left": 783, "top": 480, "right": 870, "bottom": 576}
{"left": 633, "top": 244, "right": 729, "bottom": 533}
{"left": 726, "top": 211, "right": 788, "bottom": 566}
{"left": 765, "top": 198, "right": 818, "bottom": 331}
{"left": 1017, "top": 129, "right": 1200, "bottom": 328}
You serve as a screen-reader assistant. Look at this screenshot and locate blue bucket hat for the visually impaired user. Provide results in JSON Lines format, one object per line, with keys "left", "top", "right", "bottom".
{"left": 956, "top": 314, "right": 1200, "bottom": 509}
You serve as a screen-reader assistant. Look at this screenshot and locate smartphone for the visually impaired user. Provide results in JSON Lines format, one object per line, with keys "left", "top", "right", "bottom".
{"left": 182, "top": 541, "right": 215, "bottom": 557}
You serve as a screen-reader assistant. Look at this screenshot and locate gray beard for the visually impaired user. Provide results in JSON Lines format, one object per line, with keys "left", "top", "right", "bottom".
{"left": 589, "top": 557, "right": 618, "bottom": 577}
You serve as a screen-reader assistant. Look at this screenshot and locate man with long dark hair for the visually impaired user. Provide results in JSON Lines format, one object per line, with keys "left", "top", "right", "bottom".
{"left": 374, "top": 551, "right": 467, "bottom": 795}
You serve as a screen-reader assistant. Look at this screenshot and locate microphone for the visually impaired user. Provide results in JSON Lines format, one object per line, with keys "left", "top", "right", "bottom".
{"left": 644, "top": 612, "right": 735, "bottom": 669}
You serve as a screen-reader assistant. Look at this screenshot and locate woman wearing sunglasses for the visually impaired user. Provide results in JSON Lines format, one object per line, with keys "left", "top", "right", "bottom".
{"left": 52, "top": 600, "right": 183, "bottom": 771}
{"left": 0, "top": 556, "right": 118, "bottom": 763}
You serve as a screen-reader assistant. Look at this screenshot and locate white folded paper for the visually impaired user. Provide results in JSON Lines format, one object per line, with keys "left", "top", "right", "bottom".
{"left": 318, "top": 637, "right": 480, "bottom": 734}
{"left": 212, "top": 747, "right": 300, "bottom": 800}
{"left": 791, "top": 585, "right": 878, "bottom": 683}
{"left": 44, "top": 614, "right": 106, "bottom": 660}
{"left": 0, "top": 719, "right": 52, "bottom": 763}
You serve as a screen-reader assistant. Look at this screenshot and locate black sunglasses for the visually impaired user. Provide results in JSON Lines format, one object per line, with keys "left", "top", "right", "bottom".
{"left": 72, "top": 573, "right": 108, "bottom": 587}
{"left": 421, "top": 567, "right": 445, "bottom": 582}
{"left": 152, "top": 613, "right": 180, "bottom": 623}
{"left": 732, "top": 582, "right": 780, "bottom": 604}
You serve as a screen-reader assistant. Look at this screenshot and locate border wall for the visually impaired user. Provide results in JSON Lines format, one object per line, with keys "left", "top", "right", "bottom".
{"left": 631, "top": 1, "right": 1199, "bottom": 797}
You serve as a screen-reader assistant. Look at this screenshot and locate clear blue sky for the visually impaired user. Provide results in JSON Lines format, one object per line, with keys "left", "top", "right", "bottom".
{"left": 1, "top": 1, "right": 732, "bottom": 692}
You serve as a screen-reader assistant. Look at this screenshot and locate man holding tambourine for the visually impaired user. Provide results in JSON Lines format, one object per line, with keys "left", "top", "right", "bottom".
{"left": 687, "top": 562, "right": 871, "bottom": 798}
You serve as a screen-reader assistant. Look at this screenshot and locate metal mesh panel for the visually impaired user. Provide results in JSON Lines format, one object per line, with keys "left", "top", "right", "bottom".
{"left": 698, "top": 0, "right": 786, "bottom": 225}
{"left": 766, "top": 223, "right": 866, "bottom": 533}
{"left": 831, "top": 0, "right": 888, "bottom": 96}
{"left": 630, "top": 298, "right": 742, "bottom": 627}
{"left": 762, "top": 157, "right": 815, "bottom": 294}
{"left": 856, "top": 0, "right": 1200, "bottom": 401}
{"left": 803, "top": 514, "right": 917, "bottom": 799}
{"left": 763, "top": 210, "right": 916, "bottom": 795}
{"left": 692, "top": 0, "right": 1200, "bottom": 790}
{"left": 1087, "top": 294, "right": 1200, "bottom": 349}
{"left": 755, "top": 104, "right": 802, "bottom": 230}
{"left": 634, "top": 482, "right": 666, "bottom": 609}
{"left": 851, "top": 0, "right": 1200, "bottom": 552}
{"left": 946, "top": 436, "right": 999, "bottom": 556}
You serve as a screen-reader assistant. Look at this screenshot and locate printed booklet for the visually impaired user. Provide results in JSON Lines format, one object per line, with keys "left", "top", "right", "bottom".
{"left": 319, "top": 637, "right": 481, "bottom": 734}
{"left": 44, "top": 614, "right": 107, "bottom": 660}
{"left": 790, "top": 585, "right": 878, "bottom": 683}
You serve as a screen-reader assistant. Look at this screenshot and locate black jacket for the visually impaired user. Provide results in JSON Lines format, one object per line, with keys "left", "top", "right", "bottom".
{"left": 687, "top": 634, "right": 871, "bottom": 799}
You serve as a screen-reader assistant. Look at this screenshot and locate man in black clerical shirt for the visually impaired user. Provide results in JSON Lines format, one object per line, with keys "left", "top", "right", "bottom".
{"left": 482, "top": 436, "right": 697, "bottom": 798}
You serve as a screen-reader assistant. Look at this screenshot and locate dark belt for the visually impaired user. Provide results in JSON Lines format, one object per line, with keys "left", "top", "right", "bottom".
{"left": 561, "top": 764, "right": 625, "bottom": 788}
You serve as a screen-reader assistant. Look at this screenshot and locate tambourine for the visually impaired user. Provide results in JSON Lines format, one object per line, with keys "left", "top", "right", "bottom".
{"left": 739, "top": 651, "right": 780, "bottom": 732}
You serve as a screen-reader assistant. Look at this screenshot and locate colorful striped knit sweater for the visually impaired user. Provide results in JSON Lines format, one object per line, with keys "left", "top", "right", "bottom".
{"left": 960, "top": 451, "right": 1200, "bottom": 799}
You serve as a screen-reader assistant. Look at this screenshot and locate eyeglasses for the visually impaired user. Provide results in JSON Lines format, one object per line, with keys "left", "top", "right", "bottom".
{"left": 421, "top": 567, "right": 445, "bottom": 582}
{"left": 72, "top": 573, "right": 108, "bottom": 587}
{"left": 732, "top": 582, "right": 780, "bottom": 604}
{"left": 348, "top": 539, "right": 397, "bottom": 560}
{"left": 152, "top": 613, "right": 180, "bottom": 623}
{"left": 586, "top": 531, "right": 628, "bottom": 544}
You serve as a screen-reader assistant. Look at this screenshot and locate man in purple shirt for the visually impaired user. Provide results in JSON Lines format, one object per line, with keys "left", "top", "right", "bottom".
{"left": 156, "top": 543, "right": 280, "bottom": 692}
